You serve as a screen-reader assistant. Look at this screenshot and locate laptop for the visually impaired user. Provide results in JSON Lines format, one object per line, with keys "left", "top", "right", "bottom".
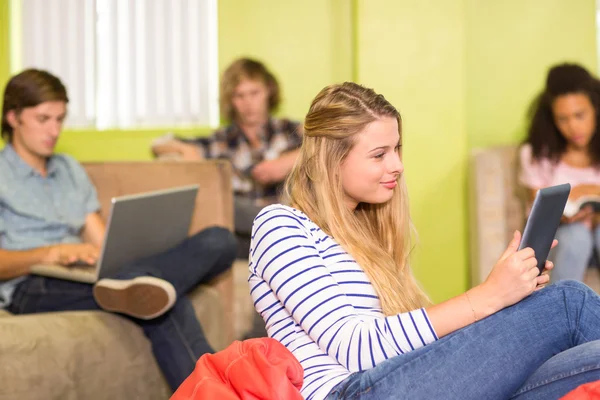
{"left": 30, "top": 184, "right": 199, "bottom": 284}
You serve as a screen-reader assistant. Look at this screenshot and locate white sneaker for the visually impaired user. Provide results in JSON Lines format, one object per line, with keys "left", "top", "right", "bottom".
{"left": 93, "top": 277, "right": 177, "bottom": 320}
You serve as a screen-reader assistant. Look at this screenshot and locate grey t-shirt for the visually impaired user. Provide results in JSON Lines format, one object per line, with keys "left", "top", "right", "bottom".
{"left": 0, "top": 144, "right": 100, "bottom": 307}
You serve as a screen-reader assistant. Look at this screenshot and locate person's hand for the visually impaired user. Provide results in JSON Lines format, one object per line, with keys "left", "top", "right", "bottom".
{"left": 474, "top": 231, "right": 557, "bottom": 313}
{"left": 251, "top": 159, "right": 287, "bottom": 185}
{"left": 536, "top": 258, "right": 555, "bottom": 291}
{"left": 151, "top": 139, "right": 182, "bottom": 157}
{"left": 178, "top": 142, "right": 204, "bottom": 161}
{"left": 152, "top": 140, "right": 203, "bottom": 161}
{"left": 561, "top": 205, "right": 594, "bottom": 225}
{"left": 44, "top": 243, "right": 100, "bottom": 266}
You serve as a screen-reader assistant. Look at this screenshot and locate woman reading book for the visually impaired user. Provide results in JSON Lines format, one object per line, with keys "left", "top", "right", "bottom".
{"left": 250, "top": 82, "right": 600, "bottom": 399}
{"left": 520, "top": 63, "right": 600, "bottom": 283}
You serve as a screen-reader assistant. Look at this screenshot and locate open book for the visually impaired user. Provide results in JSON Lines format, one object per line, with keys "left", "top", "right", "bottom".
{"left": 563, "top": 195, "right": 600, "bottom": 218}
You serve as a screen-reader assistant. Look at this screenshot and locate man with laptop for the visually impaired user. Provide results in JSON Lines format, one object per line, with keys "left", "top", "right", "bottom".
{"left": 0, "top": 69, "right": 237, "bottom": 391}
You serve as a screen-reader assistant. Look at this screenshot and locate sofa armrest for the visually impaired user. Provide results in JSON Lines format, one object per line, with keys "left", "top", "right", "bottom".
{"left": 469, "top": 146, "right": 525, "bottom": 286}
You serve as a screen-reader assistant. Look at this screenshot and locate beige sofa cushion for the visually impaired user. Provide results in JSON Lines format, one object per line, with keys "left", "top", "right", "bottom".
{"left": 0, "top": 311, "right": 167, "bottom": 400}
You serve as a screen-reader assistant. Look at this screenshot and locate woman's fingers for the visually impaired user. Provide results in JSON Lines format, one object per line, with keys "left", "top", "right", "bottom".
{"left": 517, "top": 247, "right": 535, "bottom": 261}
{"left": 538, "top": 273, "right": 550, "bottom": 284}
{"left": 570, "top": 207, "right": 594, "bottom": 223}
{"left": 526, "top": 265, "right": 541, "bottom": 280}
{"left": 536, "top": 273, "right": 550, "bottom": 286}
{"left": 523, "top": 257, "right": 538, "bottom": 270}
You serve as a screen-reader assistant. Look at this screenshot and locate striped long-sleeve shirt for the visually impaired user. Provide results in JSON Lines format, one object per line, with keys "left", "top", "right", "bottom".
{"left": 248, "top": 204, "right": 439, "bottom": 400}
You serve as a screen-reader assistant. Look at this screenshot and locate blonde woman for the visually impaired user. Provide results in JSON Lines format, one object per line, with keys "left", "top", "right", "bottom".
{"left": 249, "top": 82, "right": 600, "bottom": 399}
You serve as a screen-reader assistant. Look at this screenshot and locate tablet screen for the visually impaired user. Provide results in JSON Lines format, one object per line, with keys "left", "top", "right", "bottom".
{"left": 518, "top": 183, "right": 571, "bottom": 273}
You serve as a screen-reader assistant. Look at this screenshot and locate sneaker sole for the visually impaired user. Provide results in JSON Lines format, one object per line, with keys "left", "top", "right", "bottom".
{"left": 93, "top": 277, "right": 176, "bottom": 320}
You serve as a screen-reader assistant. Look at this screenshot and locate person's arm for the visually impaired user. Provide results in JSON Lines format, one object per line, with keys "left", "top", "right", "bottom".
{"left": 251, "top": 206, "right": 438, "bottom": 372}
{"left": 0, "top": 243, "right": 100, "bottom": 279}
{"left": 152, "top": 140, "right": 184, "bottom": 156}
{"left": 81, "top": 212, "right": 106, "bottom": 248}
{"left": 0, "top": 199, "right": 101, "bottom": 278}
{"left": 525, "top": 185, "right": 594, "bottom": 224}
{"left": 251, "top": 149, "right": 300, "bottom": 184}
{"left": 427, "top": 230, "right": 554, "bottom": 337}
{"left": 0, "top": 157, "right": 103, "bottom": 279}
{"left": 251, "top": 121, "right": 302, "bottom": 185}
{"left": 152, "top": 140, "right": 204, "bottom": 161}
{"left": 0, "top": 247, "right": 50, "bottom": 279}
{"left": 515, "top": 148, "right": 595, "bottom": 223}
{"left": 278, "top": 148, "right": 300, "bottom": 170}
{"left": 274, "top": 148, "right": 300, "bottom": 176}
{"left": 0, "top": 203, "right": 47, "bottom": 279}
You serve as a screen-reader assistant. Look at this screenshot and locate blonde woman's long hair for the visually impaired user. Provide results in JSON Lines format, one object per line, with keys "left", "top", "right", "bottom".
{"left": 285, "top": 82, "right": 430, "bottom": 315}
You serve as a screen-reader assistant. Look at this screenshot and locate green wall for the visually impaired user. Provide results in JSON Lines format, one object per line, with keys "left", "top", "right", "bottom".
{"left": 466, "top": 0, "right": 597, "bottom": 149}
{"left": 218, "top": 0, "right": 355, "bottom": 119}
{"left": 0, "top": 0, "right": 9, "bottom": 95}
{"left": 1, "top": 0, "right": 598, "bottom": 302}
{"left": 356, "top": 0, "right": 468, "bottom": 301}
{"left": 353, "top": 0, "right": 597, "bottom": 301}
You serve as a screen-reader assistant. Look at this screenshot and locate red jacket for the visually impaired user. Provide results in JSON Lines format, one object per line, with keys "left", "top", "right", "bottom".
{"left": 561, "top": 380, "right": 600, "bottom": 400}
{"left": 171, "top": 338, "right": 304, "bottom": 400}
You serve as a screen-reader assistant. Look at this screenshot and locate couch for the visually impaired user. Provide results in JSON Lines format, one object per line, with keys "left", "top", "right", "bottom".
{"left": 469, "top": 145, "right": 600, "bottom": 290}
{"left": 0, "top": 161, "right": 254, "bottom": 400}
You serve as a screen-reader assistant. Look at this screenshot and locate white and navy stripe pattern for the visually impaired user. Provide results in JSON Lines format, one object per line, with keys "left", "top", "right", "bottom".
{"left": 248, "top": 204, "right": 438, "bottom": 400}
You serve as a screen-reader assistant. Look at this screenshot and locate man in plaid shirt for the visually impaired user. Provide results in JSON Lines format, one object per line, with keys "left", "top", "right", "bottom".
{"left": 153, "top": 58, "right": 302, "bottom": 259}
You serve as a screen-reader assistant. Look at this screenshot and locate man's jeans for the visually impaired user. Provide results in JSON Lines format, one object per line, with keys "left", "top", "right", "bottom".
{"left": 8, "top": 226, "right": 236, "bottom": 391}
{"left": 326, "top": 281, "right": 600, "bottom": 400}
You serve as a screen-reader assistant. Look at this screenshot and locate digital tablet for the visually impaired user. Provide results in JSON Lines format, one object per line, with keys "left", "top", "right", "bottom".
{"left": 518, "top": 183, "right": 571, "bottom": 274}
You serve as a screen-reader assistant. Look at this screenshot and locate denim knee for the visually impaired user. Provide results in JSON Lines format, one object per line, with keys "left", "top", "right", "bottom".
{"left": 197, "top": 226, "right": 237, "bottom": 270}
{"left": 542, "top": 280, "right": 595, "bottom": 306}
{"left": 194, "top": 226, "right": 237, "bottom": 252}
{"left": 553, "top": 279, "right": 591, "bottom": 291}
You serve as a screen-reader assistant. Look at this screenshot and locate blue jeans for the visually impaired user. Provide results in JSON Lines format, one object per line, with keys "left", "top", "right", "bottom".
{"left": 326, "top": 281, "right": 600, "bottom": 400}
{"left": 7, "top": 226, "right": 236, "bottom": 391}
{"left": 549, "top": 222, "right": 600, "bottom": 282}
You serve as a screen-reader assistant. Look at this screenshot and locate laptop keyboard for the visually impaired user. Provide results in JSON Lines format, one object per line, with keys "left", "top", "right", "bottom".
{"left": 67, "top": 261, "right": 96, "bottom": 268}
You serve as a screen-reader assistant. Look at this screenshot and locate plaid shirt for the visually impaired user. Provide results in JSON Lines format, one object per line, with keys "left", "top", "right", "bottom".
{"left": 188, "top": 118, "right": 302, "bottom": 202}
